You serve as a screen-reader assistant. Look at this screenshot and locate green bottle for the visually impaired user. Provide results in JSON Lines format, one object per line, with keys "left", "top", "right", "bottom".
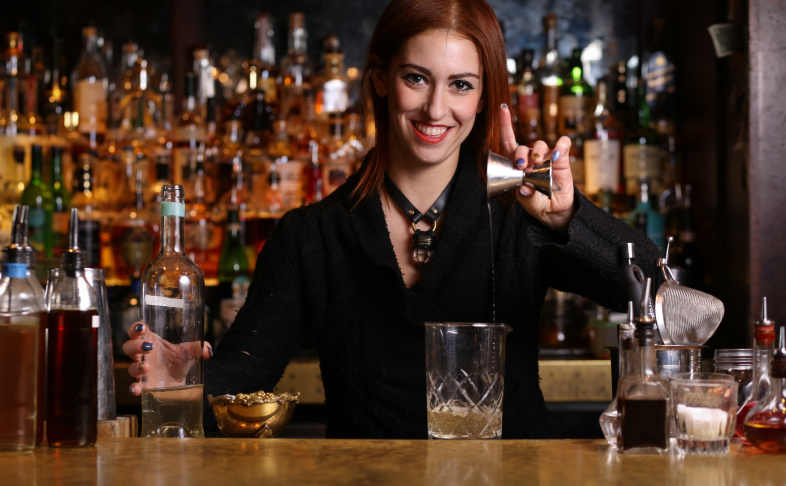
{"left": 623, "top": 80, "right": 663, "bottom": 196}
{"left": 218, "top": 207, "right": 249, "bottom": 284}
{"left": 21, "top": 145, "right": 54, "bottom": 259}
{"left": 50, "top": 146, "right": 71, "bottom": 256}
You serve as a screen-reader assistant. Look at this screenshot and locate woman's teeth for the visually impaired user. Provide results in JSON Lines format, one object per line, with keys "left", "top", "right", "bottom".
{"left": 414, "top": 123, "right": 448, "bottom": 137}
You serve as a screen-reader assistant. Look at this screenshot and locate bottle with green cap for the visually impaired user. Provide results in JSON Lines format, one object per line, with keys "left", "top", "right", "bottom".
{"left": 45, "top": 208, "right": 99, "bottom": 447}
{"left": 140, "top": 184, "right": 205, "bottom": 438}
{"left": 0, "top": 205, "right": 45, "bottom": 451}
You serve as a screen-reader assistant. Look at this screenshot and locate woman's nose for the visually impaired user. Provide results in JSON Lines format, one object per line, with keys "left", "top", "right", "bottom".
{"left": 424, "top": 88, "right": 447, "bottom": 120}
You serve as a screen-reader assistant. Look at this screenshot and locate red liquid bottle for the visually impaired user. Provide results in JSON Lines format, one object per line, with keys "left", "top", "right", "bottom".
{"left": 46, "top": 209, "right": 99, "bottom": 447}
{"left": 736, "top": 297, "right": 775, "bottom": 440}
{"left": 743, "top": 325, "right": 786, "bottom": 452}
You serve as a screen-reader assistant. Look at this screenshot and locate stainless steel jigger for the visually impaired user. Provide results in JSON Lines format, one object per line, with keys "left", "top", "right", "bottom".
{"left": 486, "top": 150, "right": 559, "bottom": 199}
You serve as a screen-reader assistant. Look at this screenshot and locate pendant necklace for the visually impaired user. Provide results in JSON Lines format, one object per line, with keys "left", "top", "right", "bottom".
{"left": 384, "top": 170, "right": 458, "bottom": 264}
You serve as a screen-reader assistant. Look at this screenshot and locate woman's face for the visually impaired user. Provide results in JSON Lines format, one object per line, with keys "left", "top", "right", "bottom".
{"left": 373, "top": 29, "right": 484, "bottom": 171}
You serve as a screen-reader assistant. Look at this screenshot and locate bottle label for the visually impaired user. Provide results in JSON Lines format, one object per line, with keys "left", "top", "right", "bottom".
{"left": 584, "top": 139, "right": 621, "bottom": 194}
{"left": 161, "top": 202, "right": 185, "bottom": 217}
{"left": 517, "top": 92, "right": 541, "bottom": 126}
{"left": 276, "top": 160, "right": 306, "bottom": 209}
{"left": 121, "top": 227, "right": 154, "bottom": 269}
{"left": 558, "top": 95, "right": 591, "bottom": 136}
{"left": 623, "top": 144, "right": 663, "bottom": 192}
{"left": 74, "top": 80, "right": 107, "bottom": 134}
{"left": 144, "top": 294, "right": 185, "bottom": 309}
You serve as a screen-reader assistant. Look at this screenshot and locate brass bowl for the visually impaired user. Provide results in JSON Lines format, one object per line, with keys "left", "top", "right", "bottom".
{"left": 208, "top": 391, "right": 299, "bottom": 438}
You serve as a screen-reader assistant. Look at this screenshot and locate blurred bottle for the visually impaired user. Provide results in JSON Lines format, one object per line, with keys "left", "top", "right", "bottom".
{"left": 314, "top": 34, "right": 349, "bottom": 139}
{"left": 516, "top": 49, "right": 541, "bottom": 147}
{"left": 21, "top": 144, "right": 53, "bottom": 259}
{"left": 302, "top": 140, "right": 323, "bottom": 205}
{"left": 69, "top": 154, "right": 103, "bottom": 268}
{"left": 584, "top": 77, "right": 622, "bottom": 207}
{"left": 600, "top": 303, "right": 635, "bottom": 447}
{"left": 203, "top": 97, "right": 220, "bottom": 205}
{"left": 46, "top": 209, "right": 99, "bottom": 447}
{"left": 109, "top": 42, "right": 139, "bottom": 134}
{"left": 71, "top": 26, "right": 108, "bottom": 153}
{"left": 245, "top": 13, "right": 278, "bottom": 121}
{"left": 538, "top": 14, "right": 562, "bottom": 146}
{"left": 0, "top": 208, "right": 44, "bottom": 452}
{"left": 140, "top": 184, "right": 205, "bottom": 438}
{"left": 244, "top": 90, "right": 272, "bottom": 210}
{"left": 109, "top": 272, "right": 140, "bottom": 357}
{"left": 558, "top": 48, "right": 592, "bottom": 193}
{"left": 737, "top": 297, "right": 775, "bottom": 440}
{"left": 42, "top": 37, "right": 70, "bottom": 137}
{"left": 672, "top": 184, "right": 704, "bottom": 290}
{"left": 192, "top": 48, "right": 215, "bottom": 120}
{"left": 215, "top": 206, "right": 249, "bottom": 345}
{"left": 623, "top": 80, "right": 662, "bottom": 197}
{"left": 185, "top": 151, "right": 221, "bottom": 281}
{"left": 268, "top": 119, "right": 304, "bottom": 211}
{"left": 215, "top": 118, "right": 243, "bottom": 201}
{"left": 321, "top": 113, "right": 358, "bottom": 197}
{"left": 280, "top": 13, "right": 313, "bottom": 138}
{"left": 173, "top": 72, "right": 205, "bottom": 201}
{"left": 50, "top": 146, "right": 72, "bottom": 256}
{"left": 110, "top": 170, "right": 159, "bottom": 283}
{"left": 626, "top": 179, "right": 665, "bottom": 252}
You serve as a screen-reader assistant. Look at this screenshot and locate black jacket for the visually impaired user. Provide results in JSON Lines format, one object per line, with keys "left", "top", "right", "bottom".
{"left": 204, "top": 148, "right": 661, "bottom": 438}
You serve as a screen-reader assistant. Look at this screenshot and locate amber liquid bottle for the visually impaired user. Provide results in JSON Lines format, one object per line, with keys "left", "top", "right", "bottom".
{"left": 737, "top": 298, "right": 775, "bottom": 439}
{"left": 46, "top": 209, "right": 99, "bottom": 447}
{"left": 743, "top": 325, "right": 786, "bottom": 452}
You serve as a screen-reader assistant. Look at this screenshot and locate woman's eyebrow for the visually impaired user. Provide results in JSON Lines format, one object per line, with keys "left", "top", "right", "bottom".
{"left": 399, "top": 63, "right": 479, "bottom": 80}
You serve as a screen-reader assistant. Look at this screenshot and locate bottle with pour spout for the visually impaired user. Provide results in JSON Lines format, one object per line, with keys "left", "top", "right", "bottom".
{"left": 743, "top": 325, "right": 786, "bottom": 452}
{"left": 46, "top": 208, "right": 100, "bottom": 447}
{"left": 617, "top": 278, "right": 669, "bottom": 453}
{"left": 0, "top": 206, "right": 45, "bottom": 451}
{"left": 736, "top": 297, "right": 775, "bottom": 440}
{"left": 599, "top": 301, "right": 636, "bottom": 447}
{"left": 140, "top": 184, "right": 205, "bottom": 438}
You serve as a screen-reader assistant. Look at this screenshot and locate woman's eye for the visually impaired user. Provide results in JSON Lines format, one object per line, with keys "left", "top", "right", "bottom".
{"left": 452, "top": 80, "right": 475, "bottom": 91}
{"left": 403, "top": 73, "right": 427, "bottom": 85}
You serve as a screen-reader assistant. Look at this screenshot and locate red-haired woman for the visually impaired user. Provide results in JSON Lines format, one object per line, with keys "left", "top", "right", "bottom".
{"left": 126, "top": 0, "right": 660, "bottom": 439}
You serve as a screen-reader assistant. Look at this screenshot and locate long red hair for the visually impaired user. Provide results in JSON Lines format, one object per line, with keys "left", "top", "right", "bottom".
{"left": 352, "top": 0, "right": 510, "bottom": 203}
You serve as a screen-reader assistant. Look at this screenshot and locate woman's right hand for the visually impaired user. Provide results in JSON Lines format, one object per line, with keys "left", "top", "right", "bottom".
{"left": 124, "top": 321, "right": 214, "bottom": 396}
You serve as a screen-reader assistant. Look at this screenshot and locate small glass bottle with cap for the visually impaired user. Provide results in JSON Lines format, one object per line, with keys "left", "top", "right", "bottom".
{"left": 46, "top": 208, "right": 100, "bottom": 447}
{"left": 736, "top": 297, "right": 775, "bottom": 439}
{"left": 617, "top": 279, "right": 670, "bottom": 453}
{"left": 0, "top": 207, "right": 45, "bottom": 452}
{"left": 743, "top": 325, "right": 786, "bottom": 452}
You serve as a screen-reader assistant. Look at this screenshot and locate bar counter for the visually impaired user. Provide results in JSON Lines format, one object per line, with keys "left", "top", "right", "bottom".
{"left": 3, "top": 438, "right": 784, "bottom": 485}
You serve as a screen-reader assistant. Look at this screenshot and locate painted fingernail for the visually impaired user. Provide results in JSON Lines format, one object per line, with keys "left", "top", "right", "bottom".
{"left": 129, "top": 384, "right": 138, "bottom": 395}
{"left": 500, "top": 103, "right": 508, "bottom": 109}
{"left": 532, "top": 152, "right": 541, "bottom": 160}
{"left": 515, "top": 157, "right": 526, "bottom": 167}
{"left": 208, "top": 346, "right": 214, "bottom": 357}
{"left": 141, "top": 342, "right": 154, "bottom": 352}
{"left": 551, "top": 150, "right": 561, "bottom": 161}
{"left": 134, "top": 323, "right": 144, "bottom": 333}
{"left": 519, "top": 187, "right": 533, "bottom": 197}
{"left": 139, "top": 362, "right": 148, "bottom": 372}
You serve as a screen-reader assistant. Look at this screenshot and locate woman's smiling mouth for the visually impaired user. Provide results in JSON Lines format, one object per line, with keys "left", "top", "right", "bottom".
{"left": 411, "top": 121, "right": 451, "bottom": 143}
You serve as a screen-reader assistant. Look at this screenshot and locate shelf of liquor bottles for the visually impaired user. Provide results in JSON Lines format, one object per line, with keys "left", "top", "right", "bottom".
{"left": 1, "top": 1, "right": 738, "bottom": 352}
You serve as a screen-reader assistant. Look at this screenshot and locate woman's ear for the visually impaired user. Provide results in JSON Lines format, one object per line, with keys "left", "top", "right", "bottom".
{"left": 476, "top": 97, "right": 486, "bottom": 114}
{"left": 370, "top": 67, "right": 388, "bottom": 97}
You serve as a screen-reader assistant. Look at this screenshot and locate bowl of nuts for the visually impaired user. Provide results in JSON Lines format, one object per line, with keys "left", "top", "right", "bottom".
{"left": 208, "top": 391, "right": 299, "bottom": 438}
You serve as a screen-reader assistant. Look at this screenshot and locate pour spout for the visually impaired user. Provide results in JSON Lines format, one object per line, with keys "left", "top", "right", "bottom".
{"left": 762, "top": 296, "right": 768, "bottom": 321}
{"left": 68, "top": 208, "right": 80, "bottom": 251}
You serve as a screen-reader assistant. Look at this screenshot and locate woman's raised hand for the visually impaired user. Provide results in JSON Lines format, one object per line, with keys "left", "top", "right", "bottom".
{"left": 498, "top": 104, "right": 576, "bottom": 233}
{"left": 124, "top": 321, "right": 213, "bottom": 396}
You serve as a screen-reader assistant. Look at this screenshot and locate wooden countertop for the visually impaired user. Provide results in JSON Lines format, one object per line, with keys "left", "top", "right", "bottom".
{"left": 3, "top": 438, "right": 784, "bottom": 485}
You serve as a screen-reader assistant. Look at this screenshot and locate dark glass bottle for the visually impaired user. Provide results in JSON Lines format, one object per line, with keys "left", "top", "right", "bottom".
{"left": 21, "top": 145, "right": 54, "bottom": 259}
{"left": 50, "top": 146, "right": 72, "bottom": 256}
{"left": 46, "top": 209, "right": 99, "bottom": 447}
{"left": 538, "top": 13, "right": 563, "bottom": 146}
{"left": 618, "top": 279, "right": 669, "bottom": 453}
{"left": 516, "top": 49, "right": 541, "bottom": 147}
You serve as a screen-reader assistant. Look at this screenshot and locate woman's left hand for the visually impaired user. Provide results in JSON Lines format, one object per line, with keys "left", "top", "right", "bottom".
{"left": 499, "top": 104, "right": 576, "bottom": 233}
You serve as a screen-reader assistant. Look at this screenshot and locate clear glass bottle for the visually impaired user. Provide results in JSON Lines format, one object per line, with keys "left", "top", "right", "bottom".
{"left": 537, "top": 13, "right": 562, "bottom": 146}
{"left": 737, "top": 297, "right": 775, "bottom": 440}
{"left": 618, "top": 279, "right": 669, "bottom": 453}
{"left": 46, "top": 208, "right": 99, "bottom": 447}
{"left": 0, "top": 205, "right": 45, "bottom": 451}
{"left": 743, "top": 326, "right": 786, "bottom": 452}
{"left": 626, "top": 179, "right": 665, "bottom": 252}
{"left": 21, "top": 144, "right": 54, "bottom": 259}
{"left": 69, "top": 154, "right": 104, "bottom": 269}
{"left": 72, "top": 26, "right": 108, "bottom": 145}
{"left": 140, "top": 184, "right": 205, "bottom": 438}
{"left": 600, "top": 302, "right": 636, "bottom": 447}
{"left": 109, "top": 41, "right": 139, "bottom": 133}
{"left": 314, "top": 34, "right": 349, "bottom": 137}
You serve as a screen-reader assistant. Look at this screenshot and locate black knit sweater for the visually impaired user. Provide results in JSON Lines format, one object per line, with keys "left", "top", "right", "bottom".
{"left": 204, "top": 148, "right": 661, "bottom": 439}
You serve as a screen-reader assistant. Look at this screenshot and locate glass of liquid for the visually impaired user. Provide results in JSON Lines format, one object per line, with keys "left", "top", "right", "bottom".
{"left": 424, "top": 322, "right": 511, "bottom": 439}
{"left": 670, "top": 373, "right": 738, "bottom": 455}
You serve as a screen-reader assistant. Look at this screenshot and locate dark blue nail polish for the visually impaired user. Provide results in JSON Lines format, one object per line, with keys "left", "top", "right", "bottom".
{"left": 134, "top": 323, "right": 144, "bottom": 333}
{"left": 142, "top": 342, "right": 154, "bottom": 352}
{"left": 208, "top": 346, "right": 214, "bottom": 357}
{"left": 551, "top": 150, "right": 561, "bottom": 161}
{"left": 516, "top": 158, "right": 525, "bottom": 167}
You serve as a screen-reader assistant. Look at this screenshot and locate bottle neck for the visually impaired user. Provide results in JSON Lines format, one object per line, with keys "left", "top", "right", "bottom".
{"left": 31, "top": 150, "right": 44, "bottom": 181}
{"left": 635, "top": 341, "right": 659, "bottom": 378}
{"left": 160, "top": 201, "right": 186, "bottom": 254}
{"left": 82, "top": 32, "right": 99, "bottom": 56}
{"left": 51, "top": 153, "right": 64, "bottom": 183}
{"left": 618, "top": 325, "right": 636, "bottom": 378}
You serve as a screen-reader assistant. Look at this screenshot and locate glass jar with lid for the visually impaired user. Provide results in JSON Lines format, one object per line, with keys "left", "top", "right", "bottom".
{"left": 714, "top": 348, "right": 754, "bottom": 408}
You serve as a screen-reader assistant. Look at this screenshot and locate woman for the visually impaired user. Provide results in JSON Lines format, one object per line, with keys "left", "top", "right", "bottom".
{"left": 126, "top": 0, "right": 660, "bottom": 438}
